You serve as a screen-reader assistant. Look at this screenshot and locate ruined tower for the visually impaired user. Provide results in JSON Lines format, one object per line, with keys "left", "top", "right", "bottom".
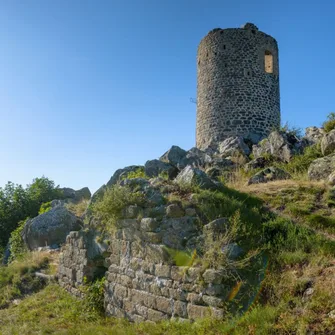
{"left": 196, "top": 23, "right": 280, "bottom": 149}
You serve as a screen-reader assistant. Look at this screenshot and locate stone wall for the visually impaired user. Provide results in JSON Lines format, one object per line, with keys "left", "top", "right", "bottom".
{"left": 196, "top": 22, "right": 280, "bottom": 149}
{"left": 58, "top": 203, "right": 234, "bottom": 322}
{"left": 58, "top": 229, "right": 109, "bottom": 296}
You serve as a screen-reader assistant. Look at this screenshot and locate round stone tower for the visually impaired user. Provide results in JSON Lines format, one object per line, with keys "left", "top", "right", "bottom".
{"left": 196, "top": 23, "right": 280, "bottom": 149}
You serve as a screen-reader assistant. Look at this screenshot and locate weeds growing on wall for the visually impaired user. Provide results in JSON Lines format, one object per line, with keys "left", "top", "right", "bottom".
{"left": 91, "top": 185, "right": 146, "bottom": 232}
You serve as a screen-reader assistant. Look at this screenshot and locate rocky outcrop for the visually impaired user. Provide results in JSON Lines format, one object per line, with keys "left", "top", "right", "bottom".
{"left": 107, "top": 166, "right": 144, "bottom": 187}
{"left": 308, "top": 154, "right": 335, "bottom": 181}
{"left": 175, "top": 166, "right": 217, "bottom": 190}
{"left": 248, "top": 167, "right": 291, "bottom": 185}
{"left": 144, "top": 160, "right": 178, "bottom": 179}
{"left": 252, "top": 130, "right": 304, "bottom": 162}
{"left": 160, "top": 146, "right": 187, "bottom": 168}
{"left": 218, "top": 136, "right": 250, "bottom": 157}
{"left": 59, "top": 187, "right": 91, "bottom": 202}
{"left": 305, "top": 127, "right": 325, "bottom": 144}
{"left": 244, "top": 157, "right": 268, "bottom": 172}
{"left": 22, "top": 206, "right": 82, "bottom": 250}
{"left": 321, "top": 130, "right": 335, "bottom": 156}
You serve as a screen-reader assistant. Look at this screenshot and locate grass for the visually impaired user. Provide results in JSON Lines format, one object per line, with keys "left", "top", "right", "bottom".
{"left": 0, "top": 252, "right": 53, "bottom": 309}
{"left": 1, "top": 178, "right": 335, "bottom": 334}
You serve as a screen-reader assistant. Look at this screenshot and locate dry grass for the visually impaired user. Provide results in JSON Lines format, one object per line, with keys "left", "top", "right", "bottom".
{"left": 242, "top": 179, "right": 326, "bottom": 197}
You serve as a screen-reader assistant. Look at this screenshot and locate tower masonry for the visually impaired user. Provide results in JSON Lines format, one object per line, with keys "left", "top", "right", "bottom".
{"left": 196, "top": 22, "right": 280, "bottom": 149}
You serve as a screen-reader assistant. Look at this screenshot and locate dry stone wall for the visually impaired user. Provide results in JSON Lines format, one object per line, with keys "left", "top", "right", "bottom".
{"left": 58, "top": 202, "right": 234, "bottom": 322}
{"left": 196, "top": 22, "right": 280, "bottom": 149}
{"left": 58, "top": 229, "right": 109, "bottom": 296}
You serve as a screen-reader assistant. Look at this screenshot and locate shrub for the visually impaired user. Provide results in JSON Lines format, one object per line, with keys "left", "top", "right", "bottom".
{"left": 81, "top": 276, "right": 105, "bottom": 315}
{"left": 323, "top": 112, "right": 335, "bottom": 133}
{"left": 38, "top": 202, "right": 52, "bottom": 215}
{"left": 91, "top": 185, "right": 146, "bottom": 232}
{"left": 8, "top": 219, "right": 28, "bottom": 262}
{"left": 121, "top": 167, "right": 148, "bottom": 180}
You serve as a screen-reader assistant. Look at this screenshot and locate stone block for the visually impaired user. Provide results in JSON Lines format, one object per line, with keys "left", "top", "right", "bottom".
{"left": 143, "top": 232, "right": 162, "bottom": 244}
{"left": 202, "top": 295, "right": 224, "bottom": 307}
{"left": 140, "top": 218, "right": 159, "bottom": 231}
{"left": 131, "top": 289, "right": 156, "bottom": 309}
{"left": 202, "top": 269, "right": 224, "bottom": 284}
{"left": 187, "top": 304, "right": 211, "bottom": 319}
{"left": 169, "top": 288, "right": 187, "bottom": 301}
{"left": 109, "top": 253, "right": 120, "bottom": 265}
{"left": 166, "top": 204, "right": 185, "bottom": 218}
{"left": 155, "top": 296, "right": 173, "bottom": 315}
{"left": 173, "top": 300, "right": 188, "bottom": 318}
{"left": 184, "top": 267, "right": 201, "bottom": 283}
{"left": 120, "top": 275, "right": 133, "bottom": 288}
{"left": 147, "top": 308, "right": 168, "bottom": 322}
{"left": 171, "top": 266, "right": 187, "bottom": 281}
{"left": 155, "top": 264, "right": 171, "bottom": 278}
{"left": 145, "top": 244, "right": 170, "bottom": 263}
{"left": 186, "top": 293, "right": 203, "bottom": 305}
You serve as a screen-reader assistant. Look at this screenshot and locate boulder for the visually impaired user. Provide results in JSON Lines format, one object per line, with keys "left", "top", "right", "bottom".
{"left": 218, "top": 136, "right": 250, "bottom": 157}
{"left": 144, "top": 159, "right": 178, "bottom": 179}
{"left": 59, "top": 187, "right": 91, "bottom": 202}
{"left": 244, "top": 157, "right": 268, "bottom": 172}
{"left": 252, "top": 130, "right": 304, "bottom": 162}
{"left": 179, "top": 147, "right": 213, "bottom": 170}
{"left": 107, "top": 165, "right": 143, "bottom": 187}
{"left": 22, "top": 206, "right": 83, "bottom": 250}
{"left": 305, "top": 127, "right": 325, "bottom": 144}
{"left": 248, "top": 167, "right": 291, "bottom": 185}
{"left": 160, "top": 146, "right": 187, "bottom": 168}
{"left": 321, "top": 129, "right": 335, "bottom": 156}
{"left": 308, "top": 154, "right": 335, "bottom": 181}
{"left": 175, "top": 166, "right": 217, "bottom": 190}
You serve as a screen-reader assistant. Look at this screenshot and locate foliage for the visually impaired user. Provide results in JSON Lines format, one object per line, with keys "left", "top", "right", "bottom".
{"left": 322, "top": 112, "right": 335, "bottom": 133}
{"left": 121, "top": 167, "right": 149, "bottom": 180}
{"left": 38, "top": 201, "right": 52, "bottom": 215}
{"left": 81, "top": 277, "right": 106, "bottom": 315}
{"left": 92, "top": 185, "right": 146, "bottom": 232}
{"left": 275, "top": 143, "right": 323, "bottom": 175}
{"left": 8, "top": 219, "right": 28, "bottom": 262}
{"left": 0, "top": 176, "right": 62, "bottom": 248}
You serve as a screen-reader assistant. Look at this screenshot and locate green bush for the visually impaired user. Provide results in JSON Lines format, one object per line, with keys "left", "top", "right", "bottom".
{"left": 275, "top": 143, "right": 322, "bottom": 174}
{"left": 8, "top": 219, "right": 28, "bottom": 262}
{"left": 0, "top": 176, "right": 62, "bottom": 248}
{"left": 81, "top": 277, "right": 105, "bottom": 315}
{"left": 92, "top": 185, "right": 146, "bottom": 232}
{"left": 38, "top": 201, "right": 52, "bottom": 215}
{"left": 121, "top": 167, "right": 148, "bottom": 180}
{"left": 323, "top": 112, "right": 335, "bottom": 133}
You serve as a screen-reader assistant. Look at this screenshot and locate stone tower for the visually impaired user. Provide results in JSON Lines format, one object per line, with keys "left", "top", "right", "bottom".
{"left": 196, "top": 23, "right": 280, "bottom": 150}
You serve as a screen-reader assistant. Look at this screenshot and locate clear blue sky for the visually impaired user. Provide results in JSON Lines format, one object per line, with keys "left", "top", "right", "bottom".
{"left": 0, "top": 0, "right": 334, "bottom": 193}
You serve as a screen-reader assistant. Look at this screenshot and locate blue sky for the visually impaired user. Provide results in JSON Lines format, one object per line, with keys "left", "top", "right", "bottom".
{"left": 0, "top": 0, "right": 334, "bottom": 193}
